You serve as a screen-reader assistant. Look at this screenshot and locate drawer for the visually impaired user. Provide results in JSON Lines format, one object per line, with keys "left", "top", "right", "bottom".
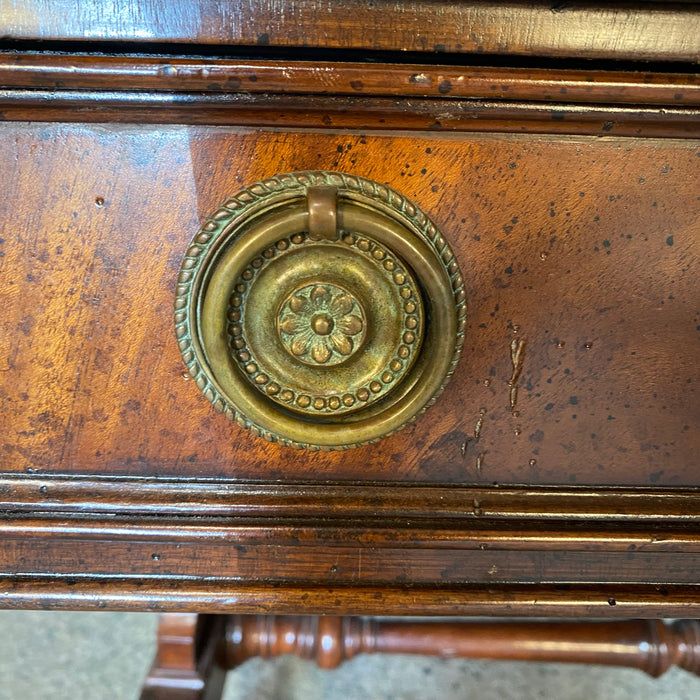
{"left": 1, "top": 31, "right": 700, "bottom": 616}
{"left": 1, "top": 125, "right": 698, "bottom": 488}
{"left": 4, "top": 3, "right": 700, "bottom": 691}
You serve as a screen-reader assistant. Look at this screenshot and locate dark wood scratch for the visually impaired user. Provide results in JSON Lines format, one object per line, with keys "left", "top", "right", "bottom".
{"left": 508, "top": 337, "right": 526, "bottom": 413}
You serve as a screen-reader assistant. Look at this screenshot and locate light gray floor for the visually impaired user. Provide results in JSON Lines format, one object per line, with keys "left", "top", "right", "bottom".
{"left": 1, "top": 611, "right": 699, "bottom": 700}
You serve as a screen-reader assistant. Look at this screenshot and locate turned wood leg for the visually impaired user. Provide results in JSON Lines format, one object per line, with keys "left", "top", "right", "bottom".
{"left": 221, "top": 616, "right": 700, "bottom": 678}
{"left": 140, "top": 613, "right": 227, "bottom": 700}
{"left": 139, "top": 614, "right": 700, "bottom": 698}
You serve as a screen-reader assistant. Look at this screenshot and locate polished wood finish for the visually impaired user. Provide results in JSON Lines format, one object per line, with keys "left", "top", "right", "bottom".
{"left": 2, "top": 12, "right": 700, "bottom": 700}
{"left": 2, "top": 126, "right": 698, "bottom": 487}
{"left": 2, "top": 46, "right": 699, "bottom": 139}
{"left": 4, "top": 478, "right": 700, "bottom": 602}
{"left": 5, "top": 476, "right": 700, "bottom": 520}
{"left": 140, "top": 613, "right": 226, "bottom": 700}
{"left": 1, "top": 91, "right": 699, "bottom": 138}
{"left": 6, "top": 476, "right": 700, "bottom": 613}
{"left": 6, "top": 579, "right": 700, "bottom": 617}
{"left": 222, "top": 615, "right": 700, "bottom": 678}
{"left": 2, "top": 1, "right": 700, "bottom": 62}
{"left": 6, "top": 517, "right": 700, "bottom": 585}
{"left": 139, "top": 612, "right": 700, "bottom": 700}
{"left": 2, "top": 54, "right": 700, "bottom": 107}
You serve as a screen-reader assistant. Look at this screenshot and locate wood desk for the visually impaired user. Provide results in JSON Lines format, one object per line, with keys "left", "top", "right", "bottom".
{"left": 1, "top": 2, "right": 699, "bottom": 696}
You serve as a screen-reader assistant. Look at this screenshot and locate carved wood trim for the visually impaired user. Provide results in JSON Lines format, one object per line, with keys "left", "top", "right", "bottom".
{"left": 1, "top": 55, "right": 699, "bottom": 106}
{"left": 222, "top": 616, "right": 700, "bottom": 678}
{"left": 139, "top": 613, "right": 700, "bottom": 699}
{"left": 3, "top": 578, "right": 700, "bottom": 617}
{"left": 0, "top": 90, "right": 697, "bottom": 137}
{"left": 3, "top": 475, "right": 700, "bottom": 521}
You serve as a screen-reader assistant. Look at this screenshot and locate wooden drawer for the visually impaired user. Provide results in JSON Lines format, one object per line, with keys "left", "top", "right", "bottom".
{"left": 2, "top": 125, "right": 698, "bottom": 488}
{"left": 1, "top": 2, "right": 699, "bottom": 618}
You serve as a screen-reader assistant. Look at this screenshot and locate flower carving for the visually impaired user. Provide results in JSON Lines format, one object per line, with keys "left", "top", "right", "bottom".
{"left": 278, "top": 284, "right": 365, "bottom": 365}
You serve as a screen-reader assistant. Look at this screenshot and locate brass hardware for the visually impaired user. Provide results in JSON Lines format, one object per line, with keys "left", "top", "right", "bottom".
{"left": 276, "top": 282, "right": 367, "bottom": 367}
{"left": 307, "top": 186, "right": 338, "bottom": 242}
{"left": 175, "top": 172, "right": 465, "bottom": 450}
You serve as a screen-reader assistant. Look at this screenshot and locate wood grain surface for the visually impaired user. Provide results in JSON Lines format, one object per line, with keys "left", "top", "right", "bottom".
{"left": 221, "top": 616, "right": 700, "bottom": 677}
{"left": 1, "top": 1, "right": 700, "bottom": 62}
{"left": 3, "top": 577, "right": 700, "bottom": 616}
{"left": 2, "top": 91, "right": 699, "bottom": 138}
{"left": 1, "top": 124, "right": 698, "bottom": 487}
{"left": 140, "top": 614, "right": 700, "bottom": 699}
{"left": 2, "top": 54, "right": 700, "bottom": 106}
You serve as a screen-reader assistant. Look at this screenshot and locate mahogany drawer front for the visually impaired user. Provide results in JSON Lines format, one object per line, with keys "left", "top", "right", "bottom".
{"left": 1, "top": 124, "right": 698, "bottom": 488}
{"left": 1, "top": 1, "right": 700, "bottom": 621}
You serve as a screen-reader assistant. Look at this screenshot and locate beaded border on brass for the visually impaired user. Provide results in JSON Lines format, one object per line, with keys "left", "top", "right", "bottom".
{"left": 174, "top": 171, "right": 466, "bottom": 450}
{"left": 226, "top": 231, "right": 422, "bottom": 415}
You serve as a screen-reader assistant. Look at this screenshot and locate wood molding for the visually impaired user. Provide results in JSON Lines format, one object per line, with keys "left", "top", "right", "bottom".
{"left": 3, "top": 475, "right": 700, "bottom": 521}
{"left": 1, "top": 55, "right": 699, "bottom": 106}
{"left": 0, "top": 53, "right": 698, "bottom": 137}
{"left": 2, "top": 578, "right": 700, "bottom": 617}
{"left": 5, "top": 515, "right": 700, "bottom": 551}
{"left": 2, "top": 477, "right": 700, "bottom": 604}
{"left": 4, "top": 525, "right": 700, "bottom": 584}
{"left": 0, "top": 90, "right": 698, "bottom": 137}
{"left": 4, "top": 518, "right": 700, "bottom": 586}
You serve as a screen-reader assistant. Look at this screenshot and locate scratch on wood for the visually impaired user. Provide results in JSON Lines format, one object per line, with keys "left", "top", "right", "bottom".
{"left": 508, "top": 337, "right": 526, "bottom": 412}
{"left": 461, "top": 407, "right": 487, "bottom": 459}
{"left": 476, "top": 450, "right": 487, "bottom": 474}
{"left": 474, "top": 406, "right": 486, "bottom": 440}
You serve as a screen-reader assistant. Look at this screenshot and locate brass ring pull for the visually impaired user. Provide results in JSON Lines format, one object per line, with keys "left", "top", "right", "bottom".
{"left": 174, "top": 172, "right": 466, "bottom": 450}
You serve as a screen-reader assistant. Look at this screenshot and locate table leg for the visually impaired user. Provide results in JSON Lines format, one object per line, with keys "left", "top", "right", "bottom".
{"left": 140, "top": 613, "right": 227, "bottom": 700}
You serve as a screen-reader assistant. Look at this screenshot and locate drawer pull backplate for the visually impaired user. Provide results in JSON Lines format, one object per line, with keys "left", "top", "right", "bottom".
{"left": 174, "top": 172, "right": 465, "bottom": 450}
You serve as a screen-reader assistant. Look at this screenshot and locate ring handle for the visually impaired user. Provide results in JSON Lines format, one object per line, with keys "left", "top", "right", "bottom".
{"left": 174, "top": 172, "right": 466, "bottom": 450}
